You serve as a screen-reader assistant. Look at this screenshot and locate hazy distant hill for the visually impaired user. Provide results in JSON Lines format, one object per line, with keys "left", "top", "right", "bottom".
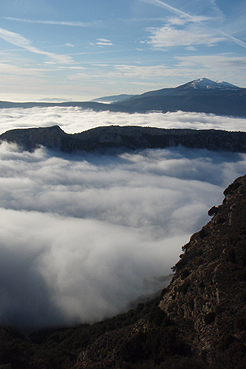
{"left": 91, "top": 93, "right": 135, "bottom": 103}
{"left": 0, "top": 78, "right": 245, "bottom": 117}
{"left": 0, "top": 100, "right": 136, "bottom": 113}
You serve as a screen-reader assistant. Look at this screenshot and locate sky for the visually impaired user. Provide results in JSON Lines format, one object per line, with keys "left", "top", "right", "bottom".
{"left": 0, "top": 0, "right": 245, "bottom": 101}
{"left": 0, "top": 109, "right": 246, "bottom": 329}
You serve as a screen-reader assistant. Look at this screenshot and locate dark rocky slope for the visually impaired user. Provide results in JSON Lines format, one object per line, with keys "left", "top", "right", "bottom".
{"left": 1, "top": 125, "right": 246, "bottom": 153}
{"left": 159, "top": 174, "right": 246, "bottom": 366}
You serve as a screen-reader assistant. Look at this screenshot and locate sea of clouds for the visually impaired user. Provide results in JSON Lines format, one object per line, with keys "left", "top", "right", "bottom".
{"left": 0, "top": 106, "right": 246, "bottom": 134}
{"left": 0, "top": 107, "right": 246, "bottom": 329}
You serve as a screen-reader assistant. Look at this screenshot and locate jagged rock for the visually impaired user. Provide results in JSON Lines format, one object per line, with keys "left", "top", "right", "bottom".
{"left": 208, "top": 206, "right": 219, "bottom": 216}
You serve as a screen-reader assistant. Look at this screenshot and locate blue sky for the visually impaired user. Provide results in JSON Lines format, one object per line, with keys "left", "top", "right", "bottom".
{"left": 0, "top": 0, "right": 245, "bottom": 101}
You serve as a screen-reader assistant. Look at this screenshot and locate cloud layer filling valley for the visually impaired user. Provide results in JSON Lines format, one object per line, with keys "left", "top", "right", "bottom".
{"left": 0, "top": 108, "right": 246, "bottom": 329}
{"left": 0, "top": 107, "right": 246, "bottom": 134}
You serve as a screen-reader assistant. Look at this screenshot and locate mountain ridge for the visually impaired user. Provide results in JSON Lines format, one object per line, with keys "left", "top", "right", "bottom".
{"left": 114, "top": 78, "right": 246, "bottom": 117}
{"left": 176, "top": 77, "right": 240, "bottom": 90}
{"left": 0, "top": 78, "right": 245, "bottom": 117}
{"left": 91, "top": 78, "right": 241, "bottom": 103}
{"left": 1, "top": 125, "right": 246, "bottom": 154}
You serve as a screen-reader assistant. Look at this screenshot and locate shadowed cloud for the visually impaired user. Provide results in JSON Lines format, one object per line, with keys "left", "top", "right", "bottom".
{"left": 0, "top": 126, "right": 246, "bottom": 328}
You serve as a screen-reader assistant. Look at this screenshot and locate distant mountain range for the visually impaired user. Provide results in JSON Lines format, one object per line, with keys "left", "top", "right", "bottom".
{"left": 0, "top": 78, "right": 245, "bottom": 117}
{"left": 1, "top": 125, "right": 246, "bottom": 154}
{"left": 109, "top": 77, "right": 246, "bottom": 117}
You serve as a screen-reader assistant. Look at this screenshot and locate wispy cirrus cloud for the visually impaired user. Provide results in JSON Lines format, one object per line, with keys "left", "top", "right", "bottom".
{"left": 139, "top": 0, "right": 199, "bottom": 22}
{"left": 167, "top": 15, "right": 211, "bottom": 26}
{"left": 66, "top": 54, "right": 246, "bottom": 88}
{"left": 0, "top": 61, "right": 46, "bottom": 76}
{"left": 0, "top": 27, "right": 73, "bottom": 63}
{"left": 140, "top": 1, "right": 225, "bottom": 48}
{"left": 176, "top": 54, "right": 246, "bottom": 73}
{"left": 220, "top": 31, "right": 246, "bottom": 49}
{"left": 4, "top": 17, "right": 104, "bottom": 28}
{"left": 114, "top": 64, "right": 168, "bottom": 78}
{"left": 96, "top": 38, "right": 113, "bottom": 46}
{"left": 140, "top": 0, "right": 246, "bottom": 50}
{"left": 139, "top": 0, "right": 224, "bottom": 23}
{"left": 148, "top": 25, "right": 226, "bottom": 48}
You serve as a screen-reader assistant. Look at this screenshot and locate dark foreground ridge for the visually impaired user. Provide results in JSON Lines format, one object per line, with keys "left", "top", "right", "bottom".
{"left": 1, "top": 125, "right": 246, "bottom": 153}
{"left": 0, "top": 174, "right": 246, "bottom": 368}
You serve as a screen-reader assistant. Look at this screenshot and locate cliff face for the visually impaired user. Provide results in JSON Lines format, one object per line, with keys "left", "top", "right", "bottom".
{"left": 1, "top": 125, "right": 246, "bottom": 153}
{"left": 159, "top": 174, "right": 246, "bottom": 364}
{"left": 0, "top": 125, "right": 66, "bottom": 151}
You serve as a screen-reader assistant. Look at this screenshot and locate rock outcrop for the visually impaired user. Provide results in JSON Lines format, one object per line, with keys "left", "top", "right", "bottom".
{"left": 159, "top": 174, "right": 246, "bottom": 365}
{"left": 0, "top": 125, "right": 66, "bottom": 151}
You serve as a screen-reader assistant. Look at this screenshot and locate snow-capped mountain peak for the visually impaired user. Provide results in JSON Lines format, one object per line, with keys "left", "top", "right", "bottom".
{"left": 179, "top": 78, "right": 240, "bottom": 90}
